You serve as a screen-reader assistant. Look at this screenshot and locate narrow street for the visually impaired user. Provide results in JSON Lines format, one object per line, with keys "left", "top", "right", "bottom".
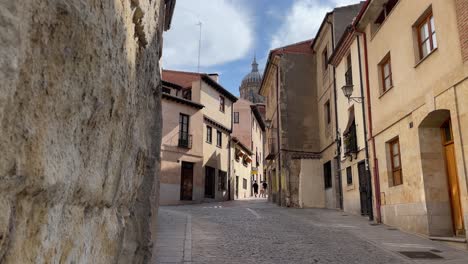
{"left": 155, "top": 199, "right": 468, "bottom": 264}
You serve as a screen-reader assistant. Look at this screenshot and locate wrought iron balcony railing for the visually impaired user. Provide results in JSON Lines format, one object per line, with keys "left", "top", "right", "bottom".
{"left": 178, "top": 133, "right": 192, "bottom": 149}
{"left": 343, "top": 126, "right": 358, "bottom": 156}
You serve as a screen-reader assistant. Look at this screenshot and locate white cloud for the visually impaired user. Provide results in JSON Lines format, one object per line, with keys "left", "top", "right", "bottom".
{"left": 162, "top": 0, "right": 254, "bottom": 70}
{"left": 269, "top": 0, "right": 362, "bottom": 50}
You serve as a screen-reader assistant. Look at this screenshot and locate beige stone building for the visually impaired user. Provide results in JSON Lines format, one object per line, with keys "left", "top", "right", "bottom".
{"left": 160, "top": 80, "right": 205, "bottom": 204}
{"left": 355, "top": 0, "right": 468, "bottom": 239}
{"left": 161, "top": 70, "right": 237, "bottom": 204}
{"left": 231, "top": 137, "right": 254, "bottom": 199}
{"left": 311, "top": 3, "right": 365, "bottom": 210}
{"left": 329, "top": 24, "right": 373, "bottom": 218}
{"left": 260, "top": 3, "right": 364, "bottom": 208}
{"left": 232, "top": 98, "right": 266, "bottom": 198}
{"left": 260, "top": 40, "right": 321, "bottom": 207}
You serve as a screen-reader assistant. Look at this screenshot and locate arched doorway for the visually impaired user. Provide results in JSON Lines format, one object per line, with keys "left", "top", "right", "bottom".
{"left": 419, "top": 110, "right": 465, "bottom": 236}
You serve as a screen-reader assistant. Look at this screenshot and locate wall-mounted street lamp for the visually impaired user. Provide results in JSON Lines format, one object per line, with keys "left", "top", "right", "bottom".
{"left": 342, "top": 84, "right": 364, "bottom": 103}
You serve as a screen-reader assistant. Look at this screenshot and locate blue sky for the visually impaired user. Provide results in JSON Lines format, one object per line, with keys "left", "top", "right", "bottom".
{"left": 162, "top": 0, "right": 361, "bottom": 95}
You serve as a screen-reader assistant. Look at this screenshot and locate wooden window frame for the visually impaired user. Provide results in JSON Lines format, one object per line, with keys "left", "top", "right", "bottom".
{"left": 219, "top": 96, "right": 225, "bottom": 112}
{"left": 324, "top": 161, "right": 332, "bottom": 189}
{"left": 416, "top": 11, "right": 436, "bottom": 60}
{"left": 162, "top": 87, "right": 171, "bottom": 94}
{"left": 233, "top": 112, "right": 239, "bottom": 123}
{"left": 322, "top": 47, "right": 329, "bottom": 72}
{"left": 206, "top": 125, "right": 212, "bottom": 144}
{"left": 346, "top": 166, "right": 353, "bottom": 186}
{"left": 379, "top": 54, "right": 393, "bottom": 93}
{"left": 216, "top": 130, "right": 222, "bottom": 148}
{"left": 179, "top": 113, "right": 189, "bottom": 139}
{"left": 218, "top": 170, "right": 227, "bottom": 191}
{"left": 389, "top": 137, "right": 403, "bottom": 186}
{"left": 325, "top": 100, "right": 331, "bottom": 125}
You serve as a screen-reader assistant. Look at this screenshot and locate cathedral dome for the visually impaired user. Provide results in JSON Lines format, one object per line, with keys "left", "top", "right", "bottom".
{"left": 241, "top": 57, "right": 262, "bottom": 86}
{"left": 239, "top": 56, "right": 264, "bottom": 103}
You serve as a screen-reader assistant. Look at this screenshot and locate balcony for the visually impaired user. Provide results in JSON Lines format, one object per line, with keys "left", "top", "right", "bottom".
{"left": 343, "top": 125, "right": 358, "bottom": 156}
{"left": 178, "top": 133, "right": 192, "bottom": 149}
{"left": 266, "top": 138, "right": 277, "bottom": 160}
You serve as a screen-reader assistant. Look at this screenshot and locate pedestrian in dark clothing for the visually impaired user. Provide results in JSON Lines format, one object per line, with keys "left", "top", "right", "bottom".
{"left": 252, "top": 181, "right": 259, "bottom": 197}
{"left": 262, "top": 181, "right": 268, "bottom": 198}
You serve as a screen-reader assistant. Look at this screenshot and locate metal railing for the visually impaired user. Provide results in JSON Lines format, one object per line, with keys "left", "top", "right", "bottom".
{"left": 343, "top": 126, "right": 358, "bottom": 156}
{"left": 178, "top": 133, "right": 192, "bottom": 149}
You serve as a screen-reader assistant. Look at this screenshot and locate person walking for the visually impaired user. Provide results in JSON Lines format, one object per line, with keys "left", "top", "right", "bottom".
{"left": 252, "top": 181, "right": 259, "bottom": 198}
{"left": 262, "top": 181, "right": 268, "bottom": 198}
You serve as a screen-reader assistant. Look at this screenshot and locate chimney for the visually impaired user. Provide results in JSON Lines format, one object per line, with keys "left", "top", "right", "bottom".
{"left": 208, "top": 73, "right": 219, "bottom": 83}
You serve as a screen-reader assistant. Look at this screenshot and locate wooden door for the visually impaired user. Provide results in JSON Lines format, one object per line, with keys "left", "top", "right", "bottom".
{"left": 358, "top": 161, "right": 369, "bottom": 216}
{"left": 441, "top": 120, "right": 465, "bottom": 236}
{"left": 235, "top": 176, "right": 239, "bottom": 198}
{"left": 204, "top": 166, "right": 215, "bottom": 198}
{"left": 180, "top": 162, "right": 193, "bottom": 201}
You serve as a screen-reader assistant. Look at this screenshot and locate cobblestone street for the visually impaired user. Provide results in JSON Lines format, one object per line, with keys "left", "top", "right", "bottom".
{"left": 155, "top": 199, "right": 468, "bottom": 264}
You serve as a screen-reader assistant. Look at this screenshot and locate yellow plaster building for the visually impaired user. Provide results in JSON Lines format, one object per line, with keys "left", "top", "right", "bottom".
{"left": 357, "top": 0, "right": 468, "bottom": 238}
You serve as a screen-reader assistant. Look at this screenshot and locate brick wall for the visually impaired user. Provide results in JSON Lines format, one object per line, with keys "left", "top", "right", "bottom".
{"left": 455, "top": 0, "right": 468, "bottom": 62}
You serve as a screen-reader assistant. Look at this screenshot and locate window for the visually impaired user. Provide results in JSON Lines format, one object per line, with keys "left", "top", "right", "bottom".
{"left": 389, "top": 138, "right": 403, "bottom": 186}
{"left": 179, "top": 114, "right": 190, "bottom": 148}
{"left": 162, "top": 87, "right": 171, "bottom": 94}
{"left": 416, "top": 12, "right": 437, "bottom": 59}
{"left": 379, "top": 54, "right": 393, "bottom": 93}
{"left": 218, "top": 170, "right": 227, "bottom": 191}
{"left": 345, "top": 54, "right": 353, "bottom": 85}
{"left": 183, "top": 90, "right": 191, "bottom": 100}
{"left": 346, "top": 166, "right": 353, "bottom": 185}
{"left": 219, "top": 96, "right": 225, "bottom": 112}
{"left": 322, "top": 47, "right": 329, "bottom": 71}
{"left": 243, "top": 178, "right": 247, "bottom": 189}
{"left": 325, "top": 100, "right": 331, "bottom": 125}
{"left": 216, "top": 130, "right": 222, "bottom": 147}
{"left": 374, "top": 0, "right": 399, "bottom": 26}
{"left": 234, "top": 112, "right": 239, "bottom": 123}
{"left": 206, "top": 126, "right": 212, "bottom": 144}
{"left": 324, "top": 161, "right": 332, "bottom": 189}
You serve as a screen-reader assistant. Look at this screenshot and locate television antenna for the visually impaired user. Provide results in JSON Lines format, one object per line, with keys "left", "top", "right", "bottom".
{"left": 196, "top": 21, "right": 202, "bottom": 72}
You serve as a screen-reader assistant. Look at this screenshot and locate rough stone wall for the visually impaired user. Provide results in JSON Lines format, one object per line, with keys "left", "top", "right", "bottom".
{"left": 0, "top": 0, "right": 164, "bottom": 263}
{"left": 455, "top": 0, "right": 468, "bottom": 62}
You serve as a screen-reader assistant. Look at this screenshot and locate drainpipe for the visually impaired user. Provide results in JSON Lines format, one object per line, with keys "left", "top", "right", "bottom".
{"left": 327, "top": 20, "right": 343, "bottom": 210}
{"left": 355, "top": 27, "right": 382, "bottom": 223}
{"left": 356, "top": 33, "right": 374, "bottom": 221}
{"left": 228, "top": 101, "right": 233, "bottom": 201}
{"left": 275, "top": 58, "right": 283, "bottom": 206}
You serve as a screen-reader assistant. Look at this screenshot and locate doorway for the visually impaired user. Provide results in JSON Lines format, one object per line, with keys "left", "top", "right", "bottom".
{"left": 180, "top": 162, "right": 194, "bottom": 201}
{"left": 441, "top": 119, "right": 465, "bottom": 236}
{"left": 358, "top": 161, "right": 369, "bottom": 216}
{"left": 205, "top": 166, "right": 215, "bottom": 198}
{"left": 235, "top": 176, "right": 239, "bottom": 199}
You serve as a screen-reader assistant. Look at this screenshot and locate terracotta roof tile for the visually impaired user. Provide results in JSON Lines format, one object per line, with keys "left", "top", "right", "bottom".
{"left": 162, "top": 70, "right": 203, "bottom": 88}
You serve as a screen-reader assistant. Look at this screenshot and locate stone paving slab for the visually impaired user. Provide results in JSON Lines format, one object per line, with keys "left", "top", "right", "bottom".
{"left": 154, "top": 199, "right": 468, "bottom": 263}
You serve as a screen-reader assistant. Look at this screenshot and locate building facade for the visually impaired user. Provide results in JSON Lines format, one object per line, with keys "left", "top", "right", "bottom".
{"left": 160, "top": 70, "right": 237, "bottom": 205}
{"left": 231, "top": 137, "right": 253, "bottom": 199}
{"left": 329, "top": 25, "right": 373, "bottom": 218}
{"left": 232, "top": 99, "right": 266, "bottom": 198}
{"left": 311, "top": 3, "right": 366, "bottom": 210}
{"left": 356, "top": 0, "right": 468, "bottom": 238}
{"left": 260, "top": 40, "right": 321, "bottom": 207}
